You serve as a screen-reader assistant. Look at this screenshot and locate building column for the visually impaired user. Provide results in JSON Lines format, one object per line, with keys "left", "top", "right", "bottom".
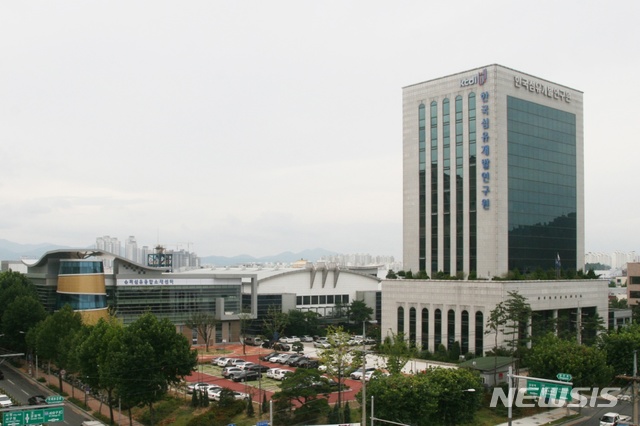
{"left": 576, "top": 307, "right": 582, "bottom": 344}
{"left": 416, "top": 305, "right": 423, "bottom": 349}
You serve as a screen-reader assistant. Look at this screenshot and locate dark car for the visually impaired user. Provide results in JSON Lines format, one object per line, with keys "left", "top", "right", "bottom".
{"left": 28, "top": 395, "right": 47, "bottom": 405}
{"left": 272, "top": 342, "right": 290, "bottom": 351}
{"left": 231, "top": 370, "right": 261, "bottom": 382}
{"left": 297, "top": 359, "right": 320, "bottom": 369}
{"left": 246, "top": 364, "right": 269, "bottom": 373}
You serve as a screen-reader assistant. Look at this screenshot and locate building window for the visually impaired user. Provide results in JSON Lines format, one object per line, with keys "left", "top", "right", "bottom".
{"left": 419, "top": 103, "right": 427, "bottom": 272}
{"left": 455, "top": 95, "right": 464, "bottom": 274}
{"left": 447, "top": 309, "right": 455, "bottom": 350}
{"left": 327, "top": 295, "right": 334, "bottom": 304}
{"left": 443, "top": 98, "right": 451, "bottom": 275}
{"left": 297, "top": 296, "right": 302, "bottom": 305}
{"left": 434, "top": 309, "right": 442, "bottom": 347}
{"left": 469, "top": 93, "right": 477, "bottom": 274}
{"left": 409, "top": 307, "right": 417, "bottom": 346}
{"left": 303, "top": 296, "right": 310, "bottom": 305}
{"left": 461, "top": 310, "right": 469, "bottom": 355}
{"left": 312, "top": 295, "right": 318, "bottom": 305}
{"left": 421, "top": 308, "right": 429, "bottom": 351}
{"left": 430, "top": 101, "right": 438, "bottom": 273}
{"left": 397, "top": 306, "right": 405, "bottom": 334}
{"left": 475, "top": 311, "right": 484, "bottom": 356}
{"left": 320, "top": 295, "right": 326, "bottom": 304}
{"left": 507, "top": 96, "right": 577, "bottom": 271}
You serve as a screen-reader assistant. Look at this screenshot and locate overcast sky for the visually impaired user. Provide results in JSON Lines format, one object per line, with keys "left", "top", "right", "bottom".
{"left": 1, "top": 1, "right": 638, "bottom": 259}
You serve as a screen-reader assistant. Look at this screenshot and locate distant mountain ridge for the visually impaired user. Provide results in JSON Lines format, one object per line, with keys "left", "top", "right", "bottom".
{"left": 199, "top": 248, "right": 339, "bottom": 266}
{"left": 0, "top": 239, "right": 73, "bottom": 261}
{"left": 0, "top": 239, "right": 338, "bottom": 266}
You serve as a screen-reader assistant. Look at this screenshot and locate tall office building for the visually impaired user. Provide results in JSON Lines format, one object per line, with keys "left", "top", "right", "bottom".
{"left": 403, "top": 65, "right": 583, "bottom": 278}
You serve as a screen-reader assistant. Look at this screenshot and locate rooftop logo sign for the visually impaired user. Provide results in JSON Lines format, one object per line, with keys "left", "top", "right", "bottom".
{"left": 460, "top": 68, "right": 488, "bottom": 87}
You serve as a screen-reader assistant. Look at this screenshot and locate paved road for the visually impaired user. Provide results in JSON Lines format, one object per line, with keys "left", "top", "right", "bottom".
{"left": 0, "top": 362, "right": 92, "bottom": 426}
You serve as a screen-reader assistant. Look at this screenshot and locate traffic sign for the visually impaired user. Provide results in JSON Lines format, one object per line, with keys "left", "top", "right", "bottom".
{"left": 527, "top": 379, "right": 572, "bottom": 401}
{"left": 556, "top": 373, "right": 572, "bottom": 382}
{"left": 257, "top": 422, "right": 269, "bottom": 426}
{"left": 45, "top": 395, "right": 64, "bottom": 404}
{"left": 2, "top": 406, "right": 64, "bottom": 425}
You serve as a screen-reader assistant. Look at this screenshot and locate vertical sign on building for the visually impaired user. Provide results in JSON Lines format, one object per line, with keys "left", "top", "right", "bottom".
{"left": 480, "top": 90, "right": 491, "bottom": 210}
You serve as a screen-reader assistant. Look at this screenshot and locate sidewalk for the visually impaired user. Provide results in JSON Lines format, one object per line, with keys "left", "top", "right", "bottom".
{"left": 17, "top": 363, "right": 145, "bottom": 426}
{"left": 495, "top": 407, "right": 580, "bottom": 426}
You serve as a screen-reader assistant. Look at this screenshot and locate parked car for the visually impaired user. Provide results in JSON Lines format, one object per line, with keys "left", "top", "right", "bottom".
{"left": 27, "top": 395, "right": 47, "bottom": 405}
{"left": 231, "top": 370, "right": 261, "bottom": 382}
{"left": 215, "top": 357, "right": 230, "bottom": 367}
{"left": 269, "top": 353, "right": 289, "bottom": 364}
{"left": 272, "top": 342, "right": 290, "bottom": 351}
{"left": 244, "top": 336, "right": 264, "bottom": 346}
{"left": 246, "top": 364, "right": 270, "bottom": 373}
{"left": 276, "top": 354, "right": 294, "bottom": 364}
{"left": 288, "top": 356, "right": 310, "bottom": 367}
{"left": 260, "top": 352, "right": 279, "bottom": 362}
{"left": 239, "top": 362, "right": 256, "bottom": 370}
{"left": 300, "top": 335, "right": 314, "bottom": 342}
{"left": 228, "top": 358, "right": 246, "bottom": 367}
{"left": 187, "top": 382, "right": 215, "bottom": 394}
{"left": 209, "top": 387, "right": 250, "bottom": 401}
{"left": 222, "top": 366, "right": 242, "bottom": 378}
{"left": 285, "top": 355, "right": 306, "bottom": 366}
{"left": 296, "top": 359, "right": 320, "bottom": 369}
{"left": 314, "top": 340, "right": 331, "bottom": 349}
{"left": 272, "top": 369, "right": 293, "bottom": 381}
{"left": 266, "top": 368, "right": 283, "bottom": 380}
{"left": 350, "top": 367, "right": 376, "bottom": 380}
{"left": 0, "top": 394, "right": 13, "bottom": 408}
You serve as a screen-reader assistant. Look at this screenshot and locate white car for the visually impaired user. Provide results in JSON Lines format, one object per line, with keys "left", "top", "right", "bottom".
{"left": 314, "top": 341, "right": 331, "bottom": 349}
{"left": 215, "top": 357, "right": 230, "bottom": 367}
{"left": 187, "top": 382, "right": 215, "bottom": 394}
{"left": 276, "top": 354, "right": 293, "bottom": 364}
{"left": 239, "top": 362, "right": 256, "bottom": 370}
{"left": 266, "top": 368, "right": 282, "bottom": 380}
{"left": 350, "top": 367, "right": 376, "bottom": 380}
{"left": 208, "top": 387, "right": 249, "bottom": 401}
{"left": 301, "top": 335, "right": 313, "bottom": 342}
{"left": 0, "top": 394, "right": 12, "bottom": 408}
{"left": 222, "top": 366, "right": 242, "bottom": 378}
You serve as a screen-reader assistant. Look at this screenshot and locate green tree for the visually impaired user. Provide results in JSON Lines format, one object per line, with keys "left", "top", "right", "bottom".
{"left": 379, "top": 332, "right": 416, "bottom": 375}
{"left": 31, "top": 304, "right": 83, "bottom": 391}
{"left": 113, "top": 312, "right": 198, "bottom": 426}
{"left": 262, "top": 305, "right": 288, "bottom": 342}
{"left": 485, "top": 300, "right": 507, "bottom": 384}
{"left": 285, "top": 309, "right": 320, "bottom": 337}
{"left": 364, "top": 367, "right": 481, "bottom": 426}
{"left": 316, "top": 326, "right": 352, "bottom": 420}
{"left": 502, "top": 291, "right": 531, "bottom": 373}
{"left": 2, "top": 294, "right": 47, "bottom": 353}
{"left": 599, "top": 323, "right": 640, "bottom": 377}
{"left": 348, "top": 299, "right": 373, "bottom": 324}
{"left": 74, "top": 317, "right": 124, "bottom": 424}
{"left": 184, "top": 311, "right": 219, "bottom": 352}
{"left": 386, "top": 269, "right": 397, "bottom": 279}
{"left": 238, "top": 306, "right": 252, "bottom": 355}
{"left": 529, "top": 333, "right": 612, "bottom": 387}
